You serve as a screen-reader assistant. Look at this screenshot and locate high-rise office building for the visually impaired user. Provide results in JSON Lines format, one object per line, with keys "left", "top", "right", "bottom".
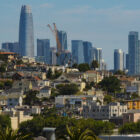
{"left": 126, "top": 54, "right": 129, "bottom": 70}
{"left": 128, "top": 31, "right": 140, "bottom": 75}
{"left": 90, "top": 47, "right": 97, "bottom": 63}
{"left": 19, "top": 5, "right": 34, "bottom": 57}
{"left": 37, "top": 39, "right": 50, "bottom": 64}
{"left": 57, "top": 51, "right": 72, "bottom": 66}
{"left": 2, "top": 42, "right": 20, "bottom": 54}
{"left": 72, "top": 40, "right": 84, "bottom": 64}
{"left": 114, "top": 49, "right": 124, "bottom": 71}
{"left": 95, "top": 48, "right": 102, "bottom": 70}
{"left": 83, "top": 41, "right": 92, "bottom": 64}
{"left": 57, "top": 31, "right": 67, "bottom": 51}
{"left": 50, "top": 47, "right": 57, "bottom": 65}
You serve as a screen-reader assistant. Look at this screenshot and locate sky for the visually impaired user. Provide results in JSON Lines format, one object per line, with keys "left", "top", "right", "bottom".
{"left": 1, "top": 0, "right": 140, "bottom": 69}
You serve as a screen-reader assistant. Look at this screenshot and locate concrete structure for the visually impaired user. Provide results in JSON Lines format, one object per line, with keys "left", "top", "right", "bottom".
{"left": 19, "top": 5, "right": 34, "bottom": 57}
{"left": 72, "top": 40, "right": 84, "bottom": 64}
{"left": 114, "top": 49, "right": 124, "bottom": 71}
{"left": 43, "top": 128, "right": 56, "bottom": 140}
{"left": 83, "top": 102, "right": 127, "bottom": 120}
{"left": 37, "top": 39, "right": 50, "bottom": 64}
{"left": 10, "top": 111, "right": 33, "bottom": 130}
{"left": 128, "top": 31, "right": 140, "bottom": 75}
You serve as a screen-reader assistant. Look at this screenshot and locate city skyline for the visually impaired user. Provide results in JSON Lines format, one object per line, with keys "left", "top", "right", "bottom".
{"left": 1, "top": 0, "right": 140, "bottom": 68}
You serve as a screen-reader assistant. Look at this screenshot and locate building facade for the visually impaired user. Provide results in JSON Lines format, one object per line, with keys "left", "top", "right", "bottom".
{"left": 2, "top": 42, "right": 20, "bottom": 54}
{"left": 72, "top": 40, "right": 84, "bottom": 64}
{"left": 114, "top": 49, "right": 124, "bottom": 71}
{"left": 19, "top": 5, "right": 34, "bottom": 57}
{"left": 83, "top": 41, "right": 92, "bottom": 64}
{"left": 37, "top": 39, "right": 50, "bottom": 64}
{"left": 128, "top": 31, "right": 140, "bottom": 75}
{"left": 57, "top": 31, "right": 67, "bottom": 51}
{"left": 83, "top": 102, "right": 127, "bottom": 120}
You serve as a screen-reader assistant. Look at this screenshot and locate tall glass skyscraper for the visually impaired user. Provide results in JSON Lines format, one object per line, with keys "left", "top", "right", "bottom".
{"left": 72, "top": 40, "right": 84, "bottom": 64}
{"left": 37, "top": 39, "right": 50, "bottom": 64}
{"left": 19, "top": 5, "right": 34, "bottom": 57}
{"left": 114, "top": 49, "right": 124, "bottom": 71}
{"left": 83, "top": 41, "right": 92, "bottom": 64}
{"left": 57, "top": 31, "right": 67, "bottom": 51}
{"left": 128, "top": 31, "right": 140, "bottom": 75}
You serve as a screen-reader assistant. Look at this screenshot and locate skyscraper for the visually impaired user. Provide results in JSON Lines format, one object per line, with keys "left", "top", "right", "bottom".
{"left": 126, "top": 54, "right": 129, "bottom": 70}
{"left": 83, "top": 41, "right": 92, "bottom": 64}
{"left": 128, "top": 31, "right": 140, "bottom": 75}
{"left": 2, "top": 42, "right": 20, "bottom": 54}
{"left": 72, "top": 40, "right": 84, "bottom": 64}
{"left": 37, "top": 39, "right": 50, "bottom": 64}
{"left": 114, "top": 49, "right": 124, "bottom": 71}
{"left": 57, "top": 31, "right": 67, "bottom": 51}
{"left": 19, "top": 5, "right": 34, "bottom": 57}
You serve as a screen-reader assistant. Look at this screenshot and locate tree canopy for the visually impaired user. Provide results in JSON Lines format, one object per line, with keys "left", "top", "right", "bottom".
{"left": 119, "top": 121, "right": 140, "bottom": 134}
{"left": 56, "top": 84, "right": 79, "bottom": 95}
{"left": 91, "top": 60, "right": 99, "bottom": 70}
{"left": 98, "top": 76, "right": 121, "bottom": 93}
{"left": 19, "top": 113, "right": 115, "bottom": 138}
{"left": 23, "top": 90, "right": 40, "bottom": 106}
{"left": 78, "top": 63, "right": 90, "bottom": 72}
{"left": 0, "top": 115, "right": 11, "bottom": 129}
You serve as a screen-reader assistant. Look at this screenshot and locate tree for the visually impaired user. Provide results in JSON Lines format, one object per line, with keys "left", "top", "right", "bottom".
{"left": 98, "top": 76, "right": 121, "bottom": 93}
{"left": 131, "top": 93, "right": 139, "bottom": 99}
{"left": 47, "top": 68, "right": 53, "bottom": 79}
{"left": 114, "top": 70, "right": 125, "bottom": 75}
{"left": 91, "top": 60, "right": 99, "bottom": 70}
{"left": 0, "top": 81, "right": 4, "bottom": 89}
{"left": 0, "top": 115, "right": 11, "bottom": 129}
{"left": 0, "top": 64, "right": 6, "bottom": 73}
{"left": 4, "top": 80, "right": 13, "bottom": 89}
{"left": 0, "top": 127, "right": 32, "bottom": 140}
{"left": 23, "top": 90, "right": 40, "bottom": 106}
{"left": 58, "top": 125, "right": 98, "bottom": 140}
{"left": 78, "top": 63, "right": 90, "bottom": 72}
{"left": 56, "top": 84, "right": 79, "bottom": 95}
{"left": 104, "top": 95, "right": 113, "bottom": 104}
{"left": 72, "top": 63, "right": 78, "bottom": 68}
{"left": 47, "top": 69, "right": 62, "bottom": 79}
{"left": 16, "top": 59, "right": 23, "bottom": 65}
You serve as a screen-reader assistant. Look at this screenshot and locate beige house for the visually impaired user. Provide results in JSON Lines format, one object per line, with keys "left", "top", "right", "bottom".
{"left": 83, "top": 70, "right": 102, "bottom": 83}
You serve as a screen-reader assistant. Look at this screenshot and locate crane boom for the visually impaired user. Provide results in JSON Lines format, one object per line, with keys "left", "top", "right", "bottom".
{"left": 47, "top": 23, "right": 62, "bottom": 55}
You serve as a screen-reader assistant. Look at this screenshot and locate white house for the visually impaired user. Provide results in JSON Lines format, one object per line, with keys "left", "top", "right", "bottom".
{"left": 83, "top": 102, "right": 127, "bottom": 120}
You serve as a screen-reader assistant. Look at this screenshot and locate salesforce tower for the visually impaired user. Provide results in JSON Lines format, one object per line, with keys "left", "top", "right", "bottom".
{"left": 19, "top": 5, "right": 34, "bottom": 57}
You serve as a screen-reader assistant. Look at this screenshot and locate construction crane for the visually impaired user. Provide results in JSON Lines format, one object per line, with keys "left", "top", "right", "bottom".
{"left": 47, "top": 23, "right": 61, "bottom": 56}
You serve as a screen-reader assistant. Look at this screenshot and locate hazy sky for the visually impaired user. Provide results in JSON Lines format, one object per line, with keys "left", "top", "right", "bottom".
{"left": 1, "top": 0, "right": 140, "bottom": 69}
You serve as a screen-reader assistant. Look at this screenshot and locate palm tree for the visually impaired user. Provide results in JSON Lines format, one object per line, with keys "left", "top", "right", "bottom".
{"left": 0, "top": 127, "right": 32, "bottom": 140}
{"left": 58, "top": 125, "right": 99, "bottom": 140}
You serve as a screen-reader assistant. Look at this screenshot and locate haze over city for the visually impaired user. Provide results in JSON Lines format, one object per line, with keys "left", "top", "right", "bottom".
{"left": 1, "top": 0, "right": 140, "bottom": 68}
